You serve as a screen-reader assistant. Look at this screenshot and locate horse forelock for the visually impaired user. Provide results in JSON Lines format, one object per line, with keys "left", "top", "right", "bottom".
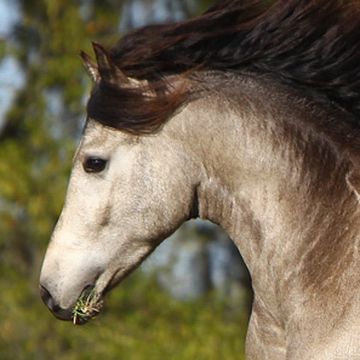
{"left": 87, "top": 0, "right": 360, "bottom": 142}
{"left": 86, "top": 79, "right": 189, "bottom": 135}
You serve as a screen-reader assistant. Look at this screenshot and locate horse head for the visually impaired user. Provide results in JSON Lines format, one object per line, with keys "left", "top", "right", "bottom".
{"left": 39, "top": 44, "right": 200, "bottom": 323}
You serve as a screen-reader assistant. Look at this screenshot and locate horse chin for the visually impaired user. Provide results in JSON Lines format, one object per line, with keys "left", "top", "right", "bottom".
{"left": 95, "top": 267, "right": 130, "bottom": 296}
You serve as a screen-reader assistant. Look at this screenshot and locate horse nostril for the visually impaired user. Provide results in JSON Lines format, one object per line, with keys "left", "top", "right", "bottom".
{"left": 39, "top": 285, "right": 60, "bottom": 312}
{"left": 39, "top": 284, "right": 73, "bottom": 321}
{"left": 39, "top": 284, "right": 52, "bottom": 305}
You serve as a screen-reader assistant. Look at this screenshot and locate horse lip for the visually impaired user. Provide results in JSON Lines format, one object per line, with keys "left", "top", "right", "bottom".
{"left": 102, "top": 267, "right": 133, "bottom": 295}
{"left": 93, "top": 270, "right": 118, "bottom": 296}
{"left": 73, "top": 315, "right": 90, "bottom": 325}
{"left": 89, "top": 268, "right": 127, "bottom": 308}
{"left": 52, "top": 307, "right": 74, "bottom": 321}
{"left": 101, "top": 273, "right": 121, "bottom": 296}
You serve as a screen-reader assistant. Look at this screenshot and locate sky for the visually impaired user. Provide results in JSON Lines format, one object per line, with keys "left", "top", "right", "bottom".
{"left": 0, "top": 0, "right": 24, "bottom": 131}
{"left": 0, "top": 0, "right": 19, "bottom": 35}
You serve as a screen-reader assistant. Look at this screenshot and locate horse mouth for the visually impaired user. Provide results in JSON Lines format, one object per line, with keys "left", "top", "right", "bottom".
{"left": 72, "top": 286, "right": 104, "bottom": 325}
{"left": 71, "top": 272, "right": 117, "bottom": 325}
{"left": 71, "top": 267, "right": 130, "bottom": 324}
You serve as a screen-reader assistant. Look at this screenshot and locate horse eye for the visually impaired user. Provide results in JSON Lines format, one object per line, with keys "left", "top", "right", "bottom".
{"left": 83, "top": 157, "right": 107, "bottom": 173}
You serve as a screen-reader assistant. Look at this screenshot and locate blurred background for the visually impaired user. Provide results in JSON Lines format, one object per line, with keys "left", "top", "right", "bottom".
{"left": 0, "top": 0, "right": 252, "bottom": 358}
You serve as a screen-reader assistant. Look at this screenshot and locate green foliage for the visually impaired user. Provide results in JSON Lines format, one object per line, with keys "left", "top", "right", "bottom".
{"left": 0, "top": 272, "right": 247, "bottom": 360}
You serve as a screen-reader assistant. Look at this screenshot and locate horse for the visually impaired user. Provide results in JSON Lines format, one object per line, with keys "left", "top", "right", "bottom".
{"left": 39, "top": 0, "right": 360, "bottom": 358}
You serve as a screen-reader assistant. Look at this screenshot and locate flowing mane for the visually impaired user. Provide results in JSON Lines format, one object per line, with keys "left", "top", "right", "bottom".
{"left": 87, "top": 0, "right": 360, "bottom": 143}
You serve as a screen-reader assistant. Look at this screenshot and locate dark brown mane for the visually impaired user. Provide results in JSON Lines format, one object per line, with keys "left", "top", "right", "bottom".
{"left": 87, "top": 0, "right": 360, "bottom": 138}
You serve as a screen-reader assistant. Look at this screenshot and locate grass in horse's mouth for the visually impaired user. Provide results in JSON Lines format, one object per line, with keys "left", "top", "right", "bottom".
{"left": 72, "top": 288, "right": 102, "bottom": 325}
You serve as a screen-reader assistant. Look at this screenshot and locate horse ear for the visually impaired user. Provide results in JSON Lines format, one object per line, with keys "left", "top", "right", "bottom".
{"left": 91, "top": 42, "right": 129, "bottom": 85}
{"left": 80, "top": 50, "right": 99, "bottom": 82}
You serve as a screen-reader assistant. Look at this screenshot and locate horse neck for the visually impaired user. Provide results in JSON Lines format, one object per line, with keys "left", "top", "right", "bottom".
{"left": 177, "top": 74, "right": 360, "bottom": 311}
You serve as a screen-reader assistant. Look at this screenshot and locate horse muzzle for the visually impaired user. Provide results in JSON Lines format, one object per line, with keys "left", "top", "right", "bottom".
{"left": 39, "top": 284, "right": 74, "bottom": 321}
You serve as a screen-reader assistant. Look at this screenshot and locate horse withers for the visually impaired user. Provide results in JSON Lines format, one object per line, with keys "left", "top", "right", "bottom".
{"left": 40, "top": 1, "right": 360, "bottom": 359}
